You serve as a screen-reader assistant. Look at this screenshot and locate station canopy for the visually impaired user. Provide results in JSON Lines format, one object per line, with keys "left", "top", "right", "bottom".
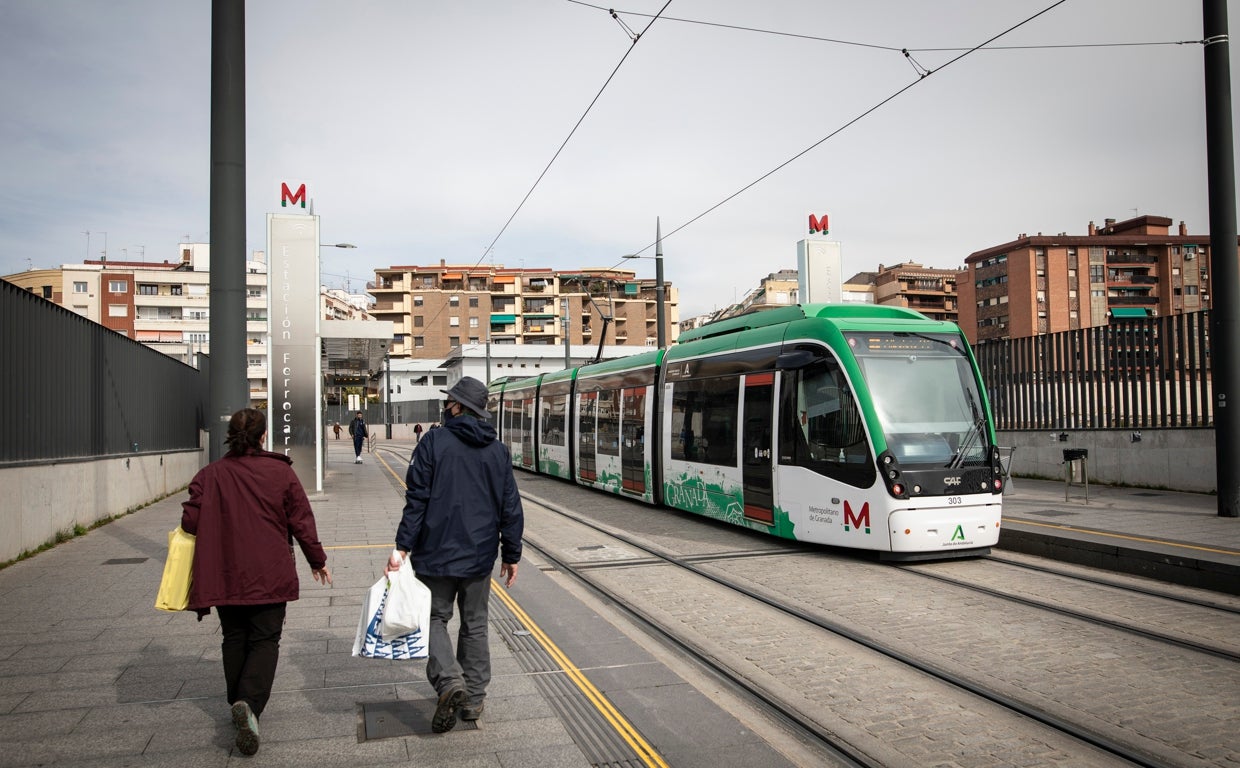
{"left": 321, "top": 320, "right": 394, "bottom": 386}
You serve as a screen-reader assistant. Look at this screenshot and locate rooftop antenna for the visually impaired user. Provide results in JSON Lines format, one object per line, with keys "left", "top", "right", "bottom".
{"left": 136, "top": 245, "right": 145, "bottom": 263}
{"left": 100, "top": 231, "right": 107, "bottom": 263}
{"left": 82, "top": 230, "right": 90, "bottom": 261}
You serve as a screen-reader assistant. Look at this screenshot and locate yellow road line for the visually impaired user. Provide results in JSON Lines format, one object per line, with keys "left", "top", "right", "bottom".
{"left": 352, "top": 445, "right": 669, "bottom": 767}
{"left": 1005, "top": 517, "right": 1240, "bottom": 556}
{"left": 491, "top": 582, "right": 670, "bottom": 768}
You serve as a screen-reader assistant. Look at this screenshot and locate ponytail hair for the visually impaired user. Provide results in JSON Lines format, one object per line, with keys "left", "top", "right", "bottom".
{"left": 225, "top": 408, "right": 266, "bottom": 455}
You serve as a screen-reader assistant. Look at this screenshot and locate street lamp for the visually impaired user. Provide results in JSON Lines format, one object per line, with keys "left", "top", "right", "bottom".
{"left": 621, "top": 252, "right": 666, "bottom": 349}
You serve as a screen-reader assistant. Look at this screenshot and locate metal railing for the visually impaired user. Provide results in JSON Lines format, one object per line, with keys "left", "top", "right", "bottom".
{"left": 0, "top": 280, "right": 206, "bottom": 464}
{"left": 975, "top": 310, "right": 1212, "bottom": 430}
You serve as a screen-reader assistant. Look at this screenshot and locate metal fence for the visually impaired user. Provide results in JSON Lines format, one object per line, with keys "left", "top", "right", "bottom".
{"left": 974, "top": 310, "right": 1213, "bottom": 430}
{"left": 0, "top": 280, "right": 206, "bottom": 464}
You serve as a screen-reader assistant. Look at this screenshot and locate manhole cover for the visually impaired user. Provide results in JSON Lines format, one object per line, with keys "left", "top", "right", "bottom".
{"left": 1029, "top": 509, "right": 1072, "bottom": 517}
{"left": 103, "top": 557, "right": 148, "bottom": 565}
{"left": 359, "top": 699, "right": 477, "bottom": 741}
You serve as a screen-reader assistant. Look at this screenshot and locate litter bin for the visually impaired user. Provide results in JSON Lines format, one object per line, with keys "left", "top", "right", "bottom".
{"left": 1062, "top": 448, "right": 1089, "bottom": 502}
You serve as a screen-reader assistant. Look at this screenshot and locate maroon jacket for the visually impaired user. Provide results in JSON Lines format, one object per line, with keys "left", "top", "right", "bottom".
{"left": 180, "top": 449, "right": 327, "bottom": 614}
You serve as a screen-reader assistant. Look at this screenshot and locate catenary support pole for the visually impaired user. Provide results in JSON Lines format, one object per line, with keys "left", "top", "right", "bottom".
{"left": 656, "top": 217, "right": 667, "bottom": 350}
{"left": 208, "top": 0, "right": 247, "bottom": 461}
{"left": 1204, "top": 0, "right": 1239, "bottom": 516}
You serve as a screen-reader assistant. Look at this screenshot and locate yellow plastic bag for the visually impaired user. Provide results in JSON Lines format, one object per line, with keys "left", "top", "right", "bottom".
{"left": 155, "top": 526, "right": 195, "bottom": 611}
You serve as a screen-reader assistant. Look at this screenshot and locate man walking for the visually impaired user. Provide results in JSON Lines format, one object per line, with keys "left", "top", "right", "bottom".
{"left": 348, "top": 411, "right": 368, "bottom": 464}
{"left": 386, "top": 376, "right": 523, "bottom": 733}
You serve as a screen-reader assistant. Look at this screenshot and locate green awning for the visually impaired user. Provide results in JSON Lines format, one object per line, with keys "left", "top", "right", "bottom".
{"left": 490, "top": 313, "right": 516, "bottom": 324}
{"left": 1110, "top": 308, "right": 1149, "bottom": 318}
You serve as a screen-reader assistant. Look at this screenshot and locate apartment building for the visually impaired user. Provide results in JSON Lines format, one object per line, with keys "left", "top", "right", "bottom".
{"left": 957, "top": 215, "right": 1219, "bottom": 343}
{"left": 369, "top": 262, "right": 679, "bottom": 359}
{"left": 3, "top": 246, "right": 269, "bottom": 402}
{"left": 872, "top": 261, "right": 959, "bottom": 322}
{"left": 710, "top": 269, "right": 799, "bottom": 321}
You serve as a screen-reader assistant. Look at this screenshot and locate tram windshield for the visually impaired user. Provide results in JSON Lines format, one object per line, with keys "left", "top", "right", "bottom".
{"left": 845, "top": 332, "right": 990, "bottom": 467}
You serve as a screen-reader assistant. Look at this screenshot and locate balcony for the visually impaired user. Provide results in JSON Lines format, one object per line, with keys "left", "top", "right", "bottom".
{"left": 1107, "top": 253, "right": 1158, "bottom": 265}
{"left": 1108, "top": 296, "right": 1159, "bottom": 306}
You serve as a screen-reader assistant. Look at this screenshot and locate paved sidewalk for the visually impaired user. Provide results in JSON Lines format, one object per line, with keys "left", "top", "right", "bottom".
{"left": 999, "top": 475, "right": 1240, "bottom": 594}
{"left": 0, "top": 438, "right": 591, "bottom": 767}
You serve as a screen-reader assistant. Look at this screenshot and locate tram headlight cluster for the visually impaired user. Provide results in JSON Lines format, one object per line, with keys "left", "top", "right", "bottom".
{"left": 879, "top": 451, "right": 909, "bottom": 499}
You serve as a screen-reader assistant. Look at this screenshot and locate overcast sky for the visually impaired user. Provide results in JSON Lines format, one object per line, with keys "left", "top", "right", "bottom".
{"left": 0, "top": 1, "right": 1230, "bottom": 318}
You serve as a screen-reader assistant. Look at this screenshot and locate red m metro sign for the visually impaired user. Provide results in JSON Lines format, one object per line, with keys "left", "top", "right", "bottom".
{"left": 808, "top": 214, "right": 829, "bottom": 235}
{"left": 281, "top": 183, "right": 307, "bottom": 208}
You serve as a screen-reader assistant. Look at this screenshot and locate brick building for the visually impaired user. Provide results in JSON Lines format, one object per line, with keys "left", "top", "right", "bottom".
{"left": 369, "top": 262, "right": 678, "bottom": 359}
{"left": 957, "top": 215, "right": 1220, "bottom": 343}
{"left": 872, "top": 261, "right": 959, "bottom": 322}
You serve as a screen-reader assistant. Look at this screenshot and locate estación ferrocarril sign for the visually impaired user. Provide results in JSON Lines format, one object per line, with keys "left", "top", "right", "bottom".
{"left": 267, "top": 182, "right": 322, "bottom": 492}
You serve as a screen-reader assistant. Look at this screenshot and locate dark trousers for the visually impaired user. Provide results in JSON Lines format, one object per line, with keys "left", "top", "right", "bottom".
{"left": 353, "top": 434, "right": 364, "bottom": 456}
{"left": 419, "top": 573, "right": 492, "bottom": 707}
{"left": 217, "top": 603, "right": 286, "bottom": 717}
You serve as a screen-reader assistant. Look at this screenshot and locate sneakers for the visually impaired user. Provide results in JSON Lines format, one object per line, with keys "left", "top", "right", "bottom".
{"left": 230, "top": 700, "right": 260, "bottom": 756}
{"left": 431, "top": 686, "right": 467, "bottom": 733}
{"left": 354, "top": 457, "right": 362, "bottom": 464}
{"left": 461, "top": 701, "right": 485, "bottom": 721}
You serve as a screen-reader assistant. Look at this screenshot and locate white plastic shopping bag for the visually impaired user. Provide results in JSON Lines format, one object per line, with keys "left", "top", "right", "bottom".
{"left": 381, "top": 552, "right": 431, "bottom": 639}
{"left": 351, "top": 573, "right": 428, "bottom": 660}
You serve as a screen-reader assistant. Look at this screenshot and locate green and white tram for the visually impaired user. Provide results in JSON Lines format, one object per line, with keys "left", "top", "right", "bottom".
{"left": 490, "top": 303, "right": 1003, "bottom": 559}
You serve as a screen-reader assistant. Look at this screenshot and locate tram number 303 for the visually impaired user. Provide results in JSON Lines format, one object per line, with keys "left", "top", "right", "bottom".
{"left": 947, "top": 497, "right": 963, "bottom": 505}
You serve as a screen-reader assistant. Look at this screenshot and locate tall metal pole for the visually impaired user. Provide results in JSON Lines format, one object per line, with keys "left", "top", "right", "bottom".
{"left": 208, "top": 0, "right": 247, "bottom": 460}
{"left": 1204, "top": 0, "right": 1239, "bottom": 517}
{"left": 384, "top": 349, "right": 392, "bottom": 439}
{"left": 562, "top": 297, "right": 571, "bottom": 368}
{"left": 656, "top": 217, "right": 667, "bottom": 349}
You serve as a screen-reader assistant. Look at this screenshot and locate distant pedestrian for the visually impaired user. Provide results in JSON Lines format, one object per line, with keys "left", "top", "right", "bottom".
{"left": 348, "top": 411, "right": 368, "bottom": 464}
{"left": 386, "top": 377, "right": 523, "bottom": 733}
{"left": 180, "top": 408, "right": 332, "bottom": 756}
{"left": 332, "top": 422, "right": 342, "bottom": 440}
{"left": 413, "top": 422, "right": 423, "bottom": 443}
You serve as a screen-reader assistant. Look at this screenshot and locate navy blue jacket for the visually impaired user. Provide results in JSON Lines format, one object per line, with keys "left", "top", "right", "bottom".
{"left": 395, "top": 413, "right": 523, "bottom": 578}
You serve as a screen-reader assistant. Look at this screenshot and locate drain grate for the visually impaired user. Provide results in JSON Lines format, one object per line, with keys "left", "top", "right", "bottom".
{"left": 359, "top": 699, "right": 477, "bottom": 741}
{"left": 1029, "top": 509, "right": 1072, "bottom": 517}
{"left": 103, "top": 557, "right": 148, "bottom": 565}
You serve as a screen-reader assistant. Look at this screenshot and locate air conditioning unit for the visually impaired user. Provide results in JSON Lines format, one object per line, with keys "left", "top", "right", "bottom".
{"left": 1185, "top": 252, "right": 1194, "bottom": 260}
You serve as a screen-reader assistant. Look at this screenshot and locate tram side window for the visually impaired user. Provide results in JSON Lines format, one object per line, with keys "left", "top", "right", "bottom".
{"left": 669, "top": 376, "right": 738, "bottom": 467}
{"left": 541, "top": 394, "right": 566, "bottom": 447}
{"left": 778, "top": 363, "right": 875, "bottom": 488}
{"left": 596, "top": 389, "right": 621, "bottom": 456}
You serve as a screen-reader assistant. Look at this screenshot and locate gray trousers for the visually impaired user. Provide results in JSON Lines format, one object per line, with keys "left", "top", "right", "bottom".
{"left": 418, "top": 573, "right": 492, "bottom": 706}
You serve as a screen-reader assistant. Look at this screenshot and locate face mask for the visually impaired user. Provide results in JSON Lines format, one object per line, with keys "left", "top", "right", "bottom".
{"left": 444, "top": 406, "right": 455, "bottom": 420}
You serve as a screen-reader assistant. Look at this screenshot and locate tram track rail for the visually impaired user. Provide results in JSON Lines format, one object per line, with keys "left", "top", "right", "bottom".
{"left": 899, "top": 561, "right": 1240, "bottom": 663}
{"left": 982, "top": 551, "right": 1240, "bottom": 615}
{"left": 517, "top": 479, "right": 1234, "bottom": 768}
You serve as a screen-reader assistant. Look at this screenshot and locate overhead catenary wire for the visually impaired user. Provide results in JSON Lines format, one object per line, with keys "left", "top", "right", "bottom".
{"left": 623, "top": 0, "right": 1076, "bottom": 258}
{"left": 473, "top": 1, "right": 674, "bottom": 270}
{"left": 579, "top": 2, "right": 1205, "bottom": 53}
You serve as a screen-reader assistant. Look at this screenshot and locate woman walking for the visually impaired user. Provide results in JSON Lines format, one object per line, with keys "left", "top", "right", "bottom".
{"left": 180, "top": 408, "right": 332, "bottom": 756}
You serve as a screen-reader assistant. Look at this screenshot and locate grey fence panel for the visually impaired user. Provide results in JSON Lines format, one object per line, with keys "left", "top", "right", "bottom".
{"left": 1, "top": 280, "right": 206, "bottom": 464}
{"left": 976, "top": 310, "right": 1214, "bottom": 431}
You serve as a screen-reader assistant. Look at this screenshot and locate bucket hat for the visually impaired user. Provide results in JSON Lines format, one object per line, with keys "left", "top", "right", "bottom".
{"left": 442, "top": 376, "right": 491, "bottom": 418}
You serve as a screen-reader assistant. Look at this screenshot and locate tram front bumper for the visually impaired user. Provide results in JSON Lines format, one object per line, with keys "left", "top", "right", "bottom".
{"left": 886, "top": 502, "right": 1001, "bottom": 555}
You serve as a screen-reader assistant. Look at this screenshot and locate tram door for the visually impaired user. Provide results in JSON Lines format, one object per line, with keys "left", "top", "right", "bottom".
{"left": 620, "top": 387, "right": 646, "bottom": 494}
{"left": 742, "top": 372, "right": 774, "bottom": 524}
{"left": 521, "top": 397, "right": 534, "bottom": 468}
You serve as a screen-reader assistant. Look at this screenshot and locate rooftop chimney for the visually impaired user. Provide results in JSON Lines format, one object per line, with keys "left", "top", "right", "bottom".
{"left": 1088, "top": 221, "right": 1096, "bottom": 235}
{"left": 1179, "top": 221, "right": 1188, "bottom": 236}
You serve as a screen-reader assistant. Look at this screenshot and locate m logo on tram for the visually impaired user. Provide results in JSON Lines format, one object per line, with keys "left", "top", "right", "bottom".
{"left": 844, "top": 501, "right": 871, "bottom": 533}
